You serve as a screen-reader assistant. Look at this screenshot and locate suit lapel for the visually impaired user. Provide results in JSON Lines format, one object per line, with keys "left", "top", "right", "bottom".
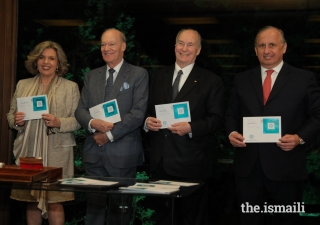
{"left": 97, "top": 65, "right": 107, "bottom": 103}
{"left": 250, "top": 66, "right": 264, "bottom": 105}
{"left": 107, "top": 61, "right": 129, "bottom": 101}
{"left": 163, "top": 65, "right": 175, "bottom": 103}
{"left": 267, "top": 63, "right": 290, "bottom": 103}
{"left": 174, "top": 65, "right": 200, "bottom": 102}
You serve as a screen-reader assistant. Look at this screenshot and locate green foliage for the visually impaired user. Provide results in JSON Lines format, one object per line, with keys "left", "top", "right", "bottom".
{"left": 307, "top": 149, "right": 320, "bottom": 180}
{"left": 136, "top": 171, "right": 149, "bottom": 180}
{"left": 74, "top": 129, "right": 87, "bottom": 175}
{"left": 131, "top": 171, "right": 156, "bottom": 225}
{"left": 64, "top": 72, "right": 74, "bottom": 81}
{"left": 81, "top": 67, "right": 91, "bottom": 80}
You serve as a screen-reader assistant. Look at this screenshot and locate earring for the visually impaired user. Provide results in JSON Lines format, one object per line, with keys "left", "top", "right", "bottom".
{"left": 56, "top": 67, "right": 59, "bottom": 72}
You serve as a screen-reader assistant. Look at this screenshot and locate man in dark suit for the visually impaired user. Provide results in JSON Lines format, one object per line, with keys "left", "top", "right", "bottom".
{"left": 225, "top": 26, "right": 320, "bottom": 225}
{"left": 75, "top": 28, "right": 149, "bottom": 225}
{"left": 146, "top": 28, "right": 225, "bottom": 225}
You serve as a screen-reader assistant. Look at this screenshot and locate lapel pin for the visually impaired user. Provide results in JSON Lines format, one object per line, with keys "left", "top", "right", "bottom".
{"left": 194, "top": 80, "right": 197, "bottom": 82}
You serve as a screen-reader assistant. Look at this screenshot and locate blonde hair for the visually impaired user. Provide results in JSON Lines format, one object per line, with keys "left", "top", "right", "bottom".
{"left": 25, "top": 41, "right": 69, "bottom": 76}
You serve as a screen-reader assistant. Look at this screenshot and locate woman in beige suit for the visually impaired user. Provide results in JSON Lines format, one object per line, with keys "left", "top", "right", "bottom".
{"left": 7, "top": 41, "right": 80, "bottom": 225}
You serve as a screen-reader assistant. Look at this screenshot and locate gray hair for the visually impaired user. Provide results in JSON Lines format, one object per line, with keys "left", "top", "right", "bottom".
{"left": 175, "top": 28, "right": 202, "bottom": 48}
{"left": 101, "top": 28, "right": 126, "bottom": 42}
{"left": 255, "top": 26, "right": 286, "bottom": 46}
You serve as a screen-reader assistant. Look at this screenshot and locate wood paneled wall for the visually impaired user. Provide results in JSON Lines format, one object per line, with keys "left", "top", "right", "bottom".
{"left": 0, "top": 0, "right": 17, "bottom": 224}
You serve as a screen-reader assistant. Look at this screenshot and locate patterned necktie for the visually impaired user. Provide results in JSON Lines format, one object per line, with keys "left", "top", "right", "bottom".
{"left": 104, "top": 68, "right": 115, "bottom": 101}
{"left": 172, "top": 70, "right": 183, "bottom": 101}
{"left": 263, "top": 69, "right": 274, "bottom": 105}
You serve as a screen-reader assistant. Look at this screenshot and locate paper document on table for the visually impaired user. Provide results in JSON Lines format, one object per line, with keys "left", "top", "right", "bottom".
{"left": 119, "top": 183, "right": 179, "bottom": 194}
{"left": 155, "top": 101, "right": 191, "bottom": 128}
{"left": 243, "top": 116, "right": 281, "bottom": 143}
{"left": 59, "top": 177, "right": 118, "bottom": 186}
{"left": 89, "top": 99, "right": 121, "bottom": 123}
{"left": 17, "top": 95, "right": 49, "bottom": 120}
{"left": 150, "top": 180, "right": 199, "bottom": 187}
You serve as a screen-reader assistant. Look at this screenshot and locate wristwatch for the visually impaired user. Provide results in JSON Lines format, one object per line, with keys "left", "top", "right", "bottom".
{"left": 298, "top": 137, "right": 305, "bottom": 145}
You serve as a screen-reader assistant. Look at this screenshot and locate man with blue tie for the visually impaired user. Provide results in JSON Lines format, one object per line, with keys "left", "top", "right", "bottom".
{"left": 75, "top": 28, "right": 149, "bottom": 225}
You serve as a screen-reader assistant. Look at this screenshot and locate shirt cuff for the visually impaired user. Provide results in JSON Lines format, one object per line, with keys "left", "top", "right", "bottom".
{"left": 106, "top": 131, "right": 114, "bottom": 142}
{"left": 88, "top": 119, "right": 96, "bottom": 133}
{"left": 143, "top": 117, "right": 149, "bottom": 133}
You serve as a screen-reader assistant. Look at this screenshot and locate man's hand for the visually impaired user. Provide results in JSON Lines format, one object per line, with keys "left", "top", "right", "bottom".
{"left": 167, "top": 122, "right": 191, "bottom": 136}
{"left": 277, "top": 134, "right": 299, "bottom": 151}
{"left": 90, "top": 119, "right": 114, "bottom": 133}
{"left": 93, "top": 132, "right": 109, "bottom": 146}
{"left": 146, "top": 117, "right": 162, "bottom": 131}
{"left": 229, "top": 132, "right": 246, "bottom": 147}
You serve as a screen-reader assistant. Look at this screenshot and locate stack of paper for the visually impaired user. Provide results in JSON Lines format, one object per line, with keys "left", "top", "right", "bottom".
{"left": 150, "top": 180, "right": 199, "bottom": 187}
{"left": 119, "top": 183, "right": 180, "bottom": 194}
{"left": 59, "top": 177, "right": 118, "bottom": 186}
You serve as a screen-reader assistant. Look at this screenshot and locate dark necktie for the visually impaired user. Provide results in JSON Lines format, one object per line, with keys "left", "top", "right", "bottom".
{"left": 104, "top": 68, "right": 115, "bottom": 101}
{"left": 172, "top": 70, "right": 183, "bottom": 101}
{"left": 263, "top": 69, "right": 274, "bottom": 105}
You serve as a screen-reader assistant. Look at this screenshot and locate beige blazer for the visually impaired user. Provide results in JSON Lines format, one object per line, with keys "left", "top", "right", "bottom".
{"left": 7, "top": 76, "right": 81, "bottom": 148}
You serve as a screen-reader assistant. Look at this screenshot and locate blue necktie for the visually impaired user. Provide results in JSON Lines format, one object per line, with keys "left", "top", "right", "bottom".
{"left": 104, "top": 68, "right": 115, "bottom": 101}
{"left": 172, "top": 70, "right": 183, "bottom": 101}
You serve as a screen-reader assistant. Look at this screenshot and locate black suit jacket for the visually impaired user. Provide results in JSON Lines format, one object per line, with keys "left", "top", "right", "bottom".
{"left": 148, "top": 64, "right": 225, "bottom": 179}
{"left": 225, "top": 62, "right": 320, "bottom": 181}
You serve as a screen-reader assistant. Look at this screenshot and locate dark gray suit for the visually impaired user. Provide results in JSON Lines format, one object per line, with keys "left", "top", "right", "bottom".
{"left": 76, "top": 60, "right": 148, "bottom": 168}
{"left": 75, "top": 60, "right": 148, "bottom": 224}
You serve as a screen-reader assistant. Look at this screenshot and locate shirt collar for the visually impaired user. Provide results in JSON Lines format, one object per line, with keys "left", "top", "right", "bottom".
{"left": 175, "top": 62, "right": 195, "bottom": 75}
{"left": 261, "top": 60, "right": 284, "bottom": 74}
{"left": 107, "top": 58, "right": 124, "bottom": 73}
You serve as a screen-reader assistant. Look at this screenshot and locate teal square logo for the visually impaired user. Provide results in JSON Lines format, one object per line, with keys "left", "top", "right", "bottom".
{"left": 33, "top": 96, "right": 47, "bottom": 111}
{"left": 103, "top": 101, "right": 118, "bottom": 117}
{"left": 263, "top": 118, "right": 280, "bottom": 134}
{"left": 173, "top": 103, "right": 189, "bottom": 119}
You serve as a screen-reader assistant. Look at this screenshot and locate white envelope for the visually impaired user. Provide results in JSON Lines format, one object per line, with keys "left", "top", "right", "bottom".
{"left": 89, "top": 99, "right": 121, "bottom": 123}
{"left": 243, "top": 116, "right": 281, "bottom": 143}
{"left": 155, "top": 101, "right": 191, "bottom": 129}
{"left": 17, "top": 95, "right": 49, "bottom": 120}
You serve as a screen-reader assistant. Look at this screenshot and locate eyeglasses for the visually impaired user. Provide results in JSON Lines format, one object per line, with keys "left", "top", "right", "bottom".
{"left": 47, "top": 127, "right": 56, "bottom": 135}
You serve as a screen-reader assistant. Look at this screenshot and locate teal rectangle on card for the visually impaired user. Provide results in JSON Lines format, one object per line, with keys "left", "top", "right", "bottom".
{"left": 263, "top": 118, "right": 280, "bottom": 134}
{"left": 173, "top": 103, "right": 189, "bottom": 119}
{"left": 103, "top": 101, "right": 118, "bottom": 117}
{"left": 32, "top": 96, "right": 47, "bottom": 111}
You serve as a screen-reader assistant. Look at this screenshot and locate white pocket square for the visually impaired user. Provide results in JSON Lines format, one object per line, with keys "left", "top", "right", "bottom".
{"left": 120, "top": 82, "right": 130, "bottom": 91}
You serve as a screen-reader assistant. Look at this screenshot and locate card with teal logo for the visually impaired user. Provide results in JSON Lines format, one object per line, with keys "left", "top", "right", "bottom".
{"left": 173, "top": 103, "right": 189, "bottom": 119}
{"left": 89, "top": 99, "right": 121, "bottom": 123}
{"left": 263, "top": 118, "right": 280, "bottom": 134}
{"left": 32, "top": 96, "right": 47, "bottom": 111}
{"left": 103, "top": 100, "right": 118, "bottom": 118}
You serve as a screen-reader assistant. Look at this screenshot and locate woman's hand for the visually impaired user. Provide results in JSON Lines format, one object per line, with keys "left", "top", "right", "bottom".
{"left": 14, "top": 112, "right": 25, "bottom": 126}
{"left": 42, "top": 113, "right": 61, "bottom": 128}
